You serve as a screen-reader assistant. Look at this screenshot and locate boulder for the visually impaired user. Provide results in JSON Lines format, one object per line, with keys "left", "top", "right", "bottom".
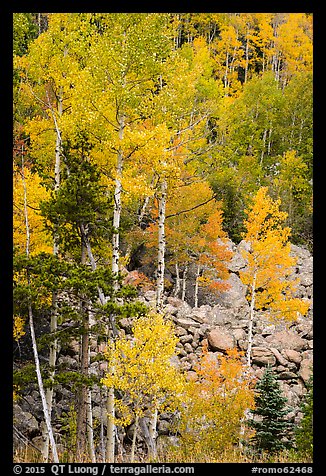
{"left": 282, "top": 349, "right": 302, "bottom": 365}
{"left": 215, "top": 273, "right": 248, "bottom": 310}
{"left": 179, "top": 334, "right": 193, "bottom": 344}
{"left": 270, "top": 347, "right": 289, "bottom": 367}
{"left": 251, "top": 347, "right": 276, "bottom": 366}
{"left": 298, "top": 359, "right": 313, "bottom": 383}
{"left": 208, "top": 305, "right": 247, "bottom": 327}
{"left": 190, "top": 306, "right": 210, "bottom": 324}
{"left": 207, "top": 327, "right": 236, "bottom": 352}
{"left": 278, "top": 371, "right": 298, "bottom": 380}
{"left": 172, "top": 316, "right": 201, "bottom": 330}
{"left": 227, "top": 240, "right": 247, "bottom": 272}
{"left": 232, "top": 328, "right": 246, "bottom": 342}
{"left": 290, "top": 244, "right": 311, "bottom": 265}
{"left": 264, "top": 330, "right": 306, "bottom": 352}
{"left": 13, "top": 404, "right": 39, "bottom": 436}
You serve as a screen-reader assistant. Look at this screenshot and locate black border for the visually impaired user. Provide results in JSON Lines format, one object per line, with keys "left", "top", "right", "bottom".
{"left": 3, "top": 3, "right": 321, "bottom": 474}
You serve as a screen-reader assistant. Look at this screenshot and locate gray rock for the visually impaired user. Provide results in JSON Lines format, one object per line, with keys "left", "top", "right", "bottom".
{"left": 174, "top": 326, "right": 188, "bottom": 337}
{"left": 143, "top": 290, "right": 157, "bottom": 302}
{"left": 251, "top": 347, "right": 276, "bottom": 366}
{"left": 232, "top": 328, "right": 246, "bottom": 342}
{"left": 13, "top": 404, "right": 39, "bottom": 435}
{"left": 265, "top": 330, "right": 307, "bottom": 352}
{"left": 179, "top": 334, "right": 193, "bottom": 344}
{"left": 190, "top": 306, "right": 210, "bottom": 323}
{"left": 164, "top": 304, "right": 178, "bottom": 316}
{"left": 282, "top": 349, "right": 302, "bottom": 365}
{"left": 270, "top": 347, "right": 289, "bottom": 367}
{"left": 298, "top": 359, "right": 313, "bottom": 383}
{"left": 207, "top": 327, "right": 236, "bottom": 352}
{"left": 299, "top": 273, "right": 313, "bottom": 288}
{"left": 184, "top": 343, "right": 193, "bottom": 354}
{"left": 290, "top": 244, "right": 311, "bottom": 265}
{"left": 278, "top": 371, "right": 298, "bottom": 380}
{"left": 172, "top": 316, "right": 201, "bottom": 329}
{"left": 215, "top": 273, "right": 248, "bottom": 310}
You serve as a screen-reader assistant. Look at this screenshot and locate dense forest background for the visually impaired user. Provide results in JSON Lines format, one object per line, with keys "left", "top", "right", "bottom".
{"left": 13, "top": 13, "right": 313, "bottom": 464}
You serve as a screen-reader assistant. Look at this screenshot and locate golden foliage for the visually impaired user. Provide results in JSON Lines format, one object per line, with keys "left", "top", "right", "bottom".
{"left": 13, "top": 316, "right": 26, "bottom": 341}
{"left": 101, "top": 312, "right": 186, "bottom": 426}
{"left": 240, "top": 187, "right": 310, "bottom": 321}
{"left": 175, "top": 345, "right": 255, "bottom": 459}
{"left": 13, "top": 166, "right": 53, "bottom": 255}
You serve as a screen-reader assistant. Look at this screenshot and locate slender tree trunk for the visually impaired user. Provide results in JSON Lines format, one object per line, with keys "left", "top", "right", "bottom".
{"left": 156, "top": 178, "right": 167, "bottom": 309}
{"left": 224, "top": 51, "right": 229, "bottom": 93}
{"left": 112, "top": 115, "right": 124, "bottom": 286}
{"left": 244, "top": 34, "right": 249, "bottom": 83}
{"left": 105, "top": 114, "right": 125, "bottom": 463}
{"left": 106, "top": 382, "right": 115, "bottom": 462}
{"left": 267, "top": 126, "right": 272, "bottom": 155}
{"left": 174, "top": 262, "right": 181, "bottom": 297}
{"left": 139, "top": 417, "right": 157, "bottom": 460}
{"left": 76, "top": 244, "right": 90, "bottom": 460}
{"left": 99, "top": 387, "right": 106, "bottom": 462}
{"left": 130, "top": 415, "right": 139, "bottom": 463}
{"left": 42, "top": 89, "right": 62, "bottom": 462}
{"left": 194, "top": 265, "right": 201, "bottom": 308}
{"left": 246, "top": 272, "right": 257, "bottom": 367}
{"left": 87, "top": 389, "right": 96, "bottom": 463}
{"left": 21, "top": 153, "right": 59, "bottom": 463}
{"left": 181, "top": 265, "right": 188, "bottom": 302}
{"left": 260, "top": 129, "right": 267, "bottom": 166}
{"left": 148, "top": 408, "right": 158, "bottom": 459}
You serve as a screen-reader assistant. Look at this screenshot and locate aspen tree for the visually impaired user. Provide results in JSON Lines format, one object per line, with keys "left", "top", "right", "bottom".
{"left": 14, "top": 15, "right": 94, "bottom": 460}
{"left": 240, "top": 187, "right": 310, "bottom": 367}
{"left": 101, "top": 312, "right": 185, "bottom": 462}
{"left": 20, "top": 150, "right": 59, "bottom": 463}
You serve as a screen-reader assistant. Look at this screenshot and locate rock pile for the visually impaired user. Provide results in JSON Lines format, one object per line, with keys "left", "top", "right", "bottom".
{"left": 13, "top": 241, "right": 313, "bottom": 452}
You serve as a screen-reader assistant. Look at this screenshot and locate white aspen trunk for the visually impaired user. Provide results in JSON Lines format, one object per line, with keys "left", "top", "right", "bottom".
{"left": 194, "top": 265, "right": 201, "bottom": 308}
{"left": 260, "top": 129, "right": 267, "bottom": 166}
{"left": 246, "top": 272, "right": 257, "bottom": 367}
{"left": 43, "top": 89, "right": 62, "bottom": 462}
{"left": 28, "top": 305, "right": 60, "bottom": 463}
{"left": 99, "top": 389, "right": 106, "bottom": 462}
{"left": 112, "top": 115, "right": 124, "bottom": 286}
{"left": 79, "top": 224, "right": 117, "bottom": 462}
{"left": 298, "top": 118, "right": 304, "bottom": 145}
{"left": 87, "top": 389, "right": 96, "bottom": 463}
{"left": 267, "top": 126, "right": 272, "bottom": 155}
{"left": 138, "top": 195, "right": 151, "bottom": 226}
{"left": 38, "top": 13, "right": 41, "bottom": 36}
{"left": 174, "top": 262, "right": 181, "bottom": 297}
{"left": 181, "top": 265, "right": 188, "bottom": 302}
{"left": 105, "top": 114, "right": 125, "bottom": 463}
{"left": 156, "top": 178, "right": 167, "bottom": 309}
{"left": 224, "top": 51, "right": 229, "bottom": 92}
{"left": 75, "top": 243, "right": 90, "bottom": 459}
{"left": 21, "top": 154, "right": 59, "bottom": 463}
{"left": 244, "top": 33, "right": 249, "bottom": 83}
{"left": 148, "top": 408, "right": 158, "bottom": 450}
{"left": 139, "top": 417, "right": 157, "bottom": 460}
{"left": 106, "top": 386, "right": 115, "bottom": 462}
{"left": 130, "top": 415, "right": 139, "bottom": 463}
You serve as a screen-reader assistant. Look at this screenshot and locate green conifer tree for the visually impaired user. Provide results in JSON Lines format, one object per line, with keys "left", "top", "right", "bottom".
{"left": 248, "top": 366, "right": 294, "bottom": 454}
{"left": 295, "top": 375, "right": 313, "bottom": 459}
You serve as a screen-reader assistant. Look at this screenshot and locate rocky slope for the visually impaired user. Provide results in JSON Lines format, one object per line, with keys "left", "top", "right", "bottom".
{"left": 13, "top": 240, "right": 313, "bottom": 455}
